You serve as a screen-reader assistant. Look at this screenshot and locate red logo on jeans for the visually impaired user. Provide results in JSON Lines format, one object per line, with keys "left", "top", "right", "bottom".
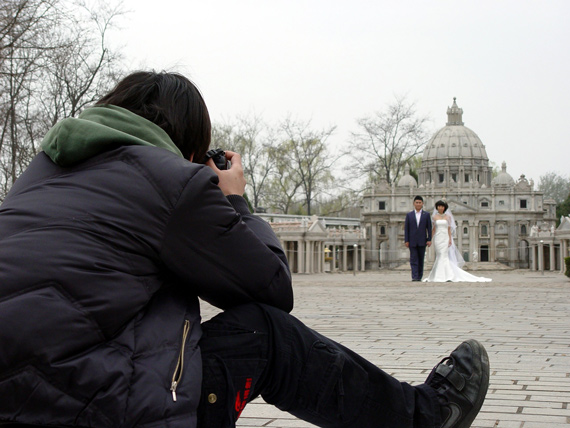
{"left": 235, "top": 378, "right": 252, "bottom": 419}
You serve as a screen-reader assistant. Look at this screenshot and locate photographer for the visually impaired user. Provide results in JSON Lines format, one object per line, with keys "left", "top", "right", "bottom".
{"left": 0, "top": 71, "right": 488, "bottom": 428}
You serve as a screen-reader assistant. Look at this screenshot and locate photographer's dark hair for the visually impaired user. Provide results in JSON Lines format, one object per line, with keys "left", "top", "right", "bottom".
{"left": 97, "top": 71, "right": 211, "bottom": 163}
{"left": 435, "top": 200, "right": 448, "bottom": 212}
{"left": 414, "top": 195, "right": 424, "bottom": 202}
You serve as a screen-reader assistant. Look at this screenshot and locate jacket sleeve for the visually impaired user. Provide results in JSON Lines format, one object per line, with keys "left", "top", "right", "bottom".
{"left": 426, "top": 214, "right": 432, "bottom": 242}
{"left": 160, "top": 167, "right": 293, "bottom": 312}
{"left": 404, "top": 213, "right": 410, "bottom": 243}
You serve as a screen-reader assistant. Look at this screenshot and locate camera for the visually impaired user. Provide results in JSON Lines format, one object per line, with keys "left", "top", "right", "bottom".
{"left": 202, "top": 148, "right": 229, "bottom": 170}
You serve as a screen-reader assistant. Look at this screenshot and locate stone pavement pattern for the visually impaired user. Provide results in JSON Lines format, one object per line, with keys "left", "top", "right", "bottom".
{"left": 200, "top": 271, "right": 570, "bottom": 428}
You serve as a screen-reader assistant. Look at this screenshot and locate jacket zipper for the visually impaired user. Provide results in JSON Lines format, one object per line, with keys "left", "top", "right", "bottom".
{"left": 170, "top": 320, "right": 190, "bottom": 402}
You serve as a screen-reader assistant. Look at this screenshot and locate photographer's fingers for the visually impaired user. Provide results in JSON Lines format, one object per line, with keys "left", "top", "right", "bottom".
{"left": 224, "top": 150, "right": 241, "bottom": 167}
{"left": 205, "top": 158, "right": 218, "bottom": 171}
{"left": 215, "top": 151, "right": 246, "bottom": 196}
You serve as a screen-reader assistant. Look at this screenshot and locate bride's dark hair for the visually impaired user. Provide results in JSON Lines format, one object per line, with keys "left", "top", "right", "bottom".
{"left": 435, "top": 200, "right": 448, "bottom": 212}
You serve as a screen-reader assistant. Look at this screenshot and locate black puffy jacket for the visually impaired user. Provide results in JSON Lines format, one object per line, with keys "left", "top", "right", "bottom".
{"left": 0, "top": 106, "right": 292, "bottom": 427}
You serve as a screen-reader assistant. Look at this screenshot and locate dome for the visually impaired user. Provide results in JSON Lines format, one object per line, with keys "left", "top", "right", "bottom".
{"left": 397, "top": 164, "right": 418, "bottom": 187}
{"left": 422, "top": 98, "right": 489, "bottom": 164}
{"left": 491, "top": 161, "right": 515, "bottom": 186}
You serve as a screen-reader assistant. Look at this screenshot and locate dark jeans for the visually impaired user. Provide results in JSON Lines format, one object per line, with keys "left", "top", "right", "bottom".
{"left": 197, "top": 303, "right": 441, "bottom": 428}
{"left": 409, "top": 245, "right": 427, "bottom": 280}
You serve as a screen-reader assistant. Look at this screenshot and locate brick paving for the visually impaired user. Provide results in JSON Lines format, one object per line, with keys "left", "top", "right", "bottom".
{"left": 200, "top": 270, "right": 570, "bottom": 427}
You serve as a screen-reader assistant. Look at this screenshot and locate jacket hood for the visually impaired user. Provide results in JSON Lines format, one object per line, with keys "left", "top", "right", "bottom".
{"left": 41, "top": 104, "right": 184, "bottom": 166}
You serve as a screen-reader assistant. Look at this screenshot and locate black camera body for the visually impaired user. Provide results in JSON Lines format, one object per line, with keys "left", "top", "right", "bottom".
{"left": 202, "top": 148, "right": 229, "bottom": 170}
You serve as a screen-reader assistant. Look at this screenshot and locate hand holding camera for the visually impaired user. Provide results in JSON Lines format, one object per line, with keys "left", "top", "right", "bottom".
{"left": 202, "top": 148, "right": 245, "bottom": 196}
{"left": 202, "top": 148, "right": 230, "bottom": 170}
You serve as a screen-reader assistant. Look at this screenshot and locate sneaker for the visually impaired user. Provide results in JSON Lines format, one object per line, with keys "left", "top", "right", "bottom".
{"left": 425, "top": 339, "right": 490, "bottom": 428}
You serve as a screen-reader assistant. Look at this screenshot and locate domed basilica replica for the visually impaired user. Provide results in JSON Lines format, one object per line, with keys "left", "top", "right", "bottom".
{"left": 360, "top": 99, "right": 558, "bottom": 270}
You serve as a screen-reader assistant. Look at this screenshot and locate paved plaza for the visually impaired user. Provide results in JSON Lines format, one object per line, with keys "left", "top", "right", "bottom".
{"left": 200, "top": 270, "right": 570, "bottom": 428}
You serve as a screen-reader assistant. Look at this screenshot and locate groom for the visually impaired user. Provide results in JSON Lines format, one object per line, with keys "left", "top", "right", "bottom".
{"left": 404, "top": 195, "right": 432, "bottom": 281}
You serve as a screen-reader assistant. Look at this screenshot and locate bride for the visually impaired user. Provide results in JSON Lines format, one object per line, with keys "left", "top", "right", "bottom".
{"left": 423, "top": 200, "right": 491, "bottom": 282}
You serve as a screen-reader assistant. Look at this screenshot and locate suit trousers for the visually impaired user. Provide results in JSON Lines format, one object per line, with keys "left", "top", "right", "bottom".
{"left": 197, "top": 303, "right": 441, "bottom": 428}
{"left": 409, "top": 245, "right": 427, "bottom": 280}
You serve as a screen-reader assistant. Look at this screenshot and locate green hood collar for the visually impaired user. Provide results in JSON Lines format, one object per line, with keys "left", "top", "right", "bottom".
{"left": 41, "top": 104, "right": 184, "bottom": 166}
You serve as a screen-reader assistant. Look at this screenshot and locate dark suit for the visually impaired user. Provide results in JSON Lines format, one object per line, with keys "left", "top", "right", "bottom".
{"left": 405, "top": 210, "right": 432, "bottom": 280}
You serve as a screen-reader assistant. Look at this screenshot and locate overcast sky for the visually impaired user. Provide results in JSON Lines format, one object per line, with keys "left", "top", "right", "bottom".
{"left": 113, "top": 0, "right": 569, "bottom": 184}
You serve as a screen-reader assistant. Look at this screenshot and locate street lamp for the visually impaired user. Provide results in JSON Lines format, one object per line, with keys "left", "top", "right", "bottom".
{"left": 353, "top": 244, "right": 358, "bottom": 276}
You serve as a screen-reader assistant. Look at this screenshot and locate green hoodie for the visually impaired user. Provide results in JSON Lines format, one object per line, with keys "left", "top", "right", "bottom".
{"left": 41, "top": 104, "right": 183, "bottom": 167}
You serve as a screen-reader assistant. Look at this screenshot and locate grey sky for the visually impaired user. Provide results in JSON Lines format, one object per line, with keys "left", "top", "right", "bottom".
{"left": 114, "top": 0, "right": 569, "bottom": 184}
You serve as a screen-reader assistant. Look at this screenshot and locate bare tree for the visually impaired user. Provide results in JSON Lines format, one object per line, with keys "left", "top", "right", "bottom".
{"left": 211, "top": 116, "right": 277, "bottom": 212}
{"left": 0, "top": 0, "right": 123, "bottom": 200}
{"left": 557, "top": 192, "right": 570, "bottom": 224}
{"left": 265, "top": 143, "right": 303, "bottom": 214}
{"left": 279, "top": 117, "right": 336, "bottom": 216}
{"left": 0, "top": 0, "right": 59, "bottom": 195}
{"left": 538, "top": 172, "right": 570, "bottom": 204}
{"left": 313, "top": 190, "right": 361, "bottom": 217}
{"left": 347, "top": 96, "right": 430, "bottom": 187}
{"left": 230, "top": 114, "right": 277, "bottom": 212}
{"left": 211, "top": 121, "right": 234, "bottom": 151}
{"left": 38, "top": 0, "right": 123, "bottom": 126}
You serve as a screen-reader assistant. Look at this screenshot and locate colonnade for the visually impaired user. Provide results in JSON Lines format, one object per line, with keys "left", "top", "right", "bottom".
{"left": 281, "top": 240, "right": 366, "bottom": 274}
{"left": 327, "top": 243, "right": 366, "bottom": 273}
{"left": 529, "top": 239, "right": 560, "bottom": 272}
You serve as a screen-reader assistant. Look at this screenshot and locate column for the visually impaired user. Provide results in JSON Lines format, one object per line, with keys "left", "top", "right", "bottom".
{"left": 343, "top": 245, "right": 348, "bottom": 271}
{"left": 473, "top": 222, "right": 479, "bottom": 261}
{"left": 531, "top": 244, "right": 536, "bottom": 271}
{"left": 538, "top": 242, "right": 544, "bottom": 272}
{"left": 305, "top": 241, "right": 312, "bottom": 274}
{"left": 332, "top": 244, "right": 337, "bottom": 272}
{"left": 560, "top": 239, "right": 568, "bottom": 273}
{"left": 550, "top": 242, "right": 556, "bottom": 271}
{"left": 457, "top": 222, "right": 463, "bottom": 259}
{"left": 311, "top": 241, "right": 315, "bottom": 273}
{"left": 361, "top": 245, "right": 366, "bottom": 271}
{"left": 370, "top": 223, "right": 377, "bottom": 268}
{"left": 297, "top": 240, "right": 304, "bottom": 274}
{"left": 351, "top": 244, "right": 358, "bottom": 272}
{"left": 489, "top": 221, "right": 496, "bottom": 262}
{"left": 469, "top": 222, "right": 477, "bottom": 261}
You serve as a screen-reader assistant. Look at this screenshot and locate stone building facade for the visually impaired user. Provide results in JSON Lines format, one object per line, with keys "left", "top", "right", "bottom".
{"left": 259, "top": 213, "right": 367, "bottom": 274}
{"left": 554, "top": 217, "right": 570, "bottom": 274}
{"left": 360, "top": 99, "right": 557, "bottom": 269}
{"left": 528, "top": 216, "right": 570, "bottom": 274}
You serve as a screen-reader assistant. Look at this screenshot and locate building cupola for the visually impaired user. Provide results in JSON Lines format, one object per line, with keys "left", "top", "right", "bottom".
{"left": 446, "top": 97, "right": 464, "bottom": 126}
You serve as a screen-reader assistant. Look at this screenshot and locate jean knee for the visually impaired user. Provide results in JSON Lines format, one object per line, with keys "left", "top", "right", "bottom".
{"left": 204, "top": 302, "right": 273, "bottom": 335}
{"left": 294, "top": 340, "right": 369, "bottom": 424}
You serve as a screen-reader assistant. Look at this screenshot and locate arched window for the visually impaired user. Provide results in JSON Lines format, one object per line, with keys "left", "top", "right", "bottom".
{"left": 481, "top": 225, "right": 488, "bottom": 235}
{"left": 521, "top": 225, "right": 527, "bottom": 235}
{"left": 380, "top": 226, "right": 386, "bottom": 235}
{"left": 463, "top": 227, "right": 468, "bottom": 235}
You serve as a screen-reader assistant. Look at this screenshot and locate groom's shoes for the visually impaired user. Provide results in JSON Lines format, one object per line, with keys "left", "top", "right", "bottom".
{"left": 425, "top": 339, "right": 490, "bottom": 428}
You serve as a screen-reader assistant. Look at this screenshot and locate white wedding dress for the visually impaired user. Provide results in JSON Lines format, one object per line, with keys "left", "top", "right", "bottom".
{"left": 423, "top": 219, "right": 492, "bottom": 282}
